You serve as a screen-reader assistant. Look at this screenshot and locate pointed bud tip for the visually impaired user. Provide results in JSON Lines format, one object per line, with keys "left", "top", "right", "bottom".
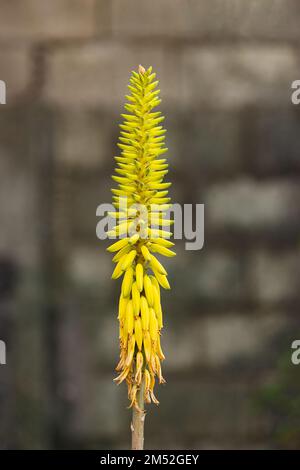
{"left": 138, "top": 64, "right": 146, "bottom": 74}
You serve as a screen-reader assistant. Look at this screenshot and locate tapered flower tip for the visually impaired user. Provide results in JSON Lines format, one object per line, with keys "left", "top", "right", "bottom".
{"left": 138, "top": 64, "right": 146, "bottom": 74}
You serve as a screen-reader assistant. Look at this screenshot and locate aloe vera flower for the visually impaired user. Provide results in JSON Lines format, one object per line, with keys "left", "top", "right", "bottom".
{"left": 107, "top": 65, "right": 175, "bottom": 411}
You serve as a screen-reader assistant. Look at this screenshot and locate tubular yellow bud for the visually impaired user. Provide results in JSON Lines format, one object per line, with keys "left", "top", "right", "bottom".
{"left": 153, "top": 269, "right": 170, "bottom": 290}
{"left": 149, "top": 254, "right": 167, "bottom": 276}
{"left": 111, "top": 262, "right": 124, "bottom": 280}
{"left": 126, "top": 300, "right": 134, "bottom": 335}
{"left": 135, "top": 317, "right": 143, "bottom": 350}
{"left": 131, "top": 282, "right": 140, "bottom": 317}
{"left": 135, "top": 263, "right": 144, "bottom": 292}
{"left": 151, "top": 237, "right": 174, "bottom": 248}
{"left": 111, "top": 253, "right": 128, "bottom": 279}
{"left": 122, "top": 249, "right": 137, "bottom": 270}
{"left": 122, "top": 267, "right": 134, "bottom": 297}
{"left": 144, "top": 274, "right": 154, "bottom": 307}
{"left": 149, "top": 308, "right": 158, "bottom": 341}
{"left": 141, "top": 245, "right": 151, "bottom": 261}
{"left": 140, "top": 296, "right": 150, "bottom": 330}
{"left": 150, "top": 244, "right": 176, "bottom": 257}
{"left": 107, "top": 237, "right": 129, "bottom": 252}
{"left": 152, "top": 280, "right": 161, "bottom": 311}
{"left": 150, "top": 275, "right": 161, "bottom": 300}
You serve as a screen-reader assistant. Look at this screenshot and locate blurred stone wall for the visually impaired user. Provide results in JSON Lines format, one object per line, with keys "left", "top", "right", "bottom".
{"left": 0, "top": 0, "right": 300, "bottom": 449}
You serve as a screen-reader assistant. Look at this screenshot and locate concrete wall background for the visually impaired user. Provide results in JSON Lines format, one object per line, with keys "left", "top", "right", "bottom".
{"left": 0, "top": 0, "right": 300, "bottom": 449}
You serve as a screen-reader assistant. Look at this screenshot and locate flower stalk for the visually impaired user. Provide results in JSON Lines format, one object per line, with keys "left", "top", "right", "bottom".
{"left": 107, "top": 64, "right": 175, "bottom": 449}
{"left": 131, "top": 378, "right": 145, "bottom": 450}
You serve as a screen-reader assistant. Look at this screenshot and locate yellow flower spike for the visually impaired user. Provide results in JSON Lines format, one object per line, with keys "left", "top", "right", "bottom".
{"left": 107, "top": 65, "right": 175, "bottom": 416}
{"left": 112, "top": 244, "right": 131, "bottom": 262}
{"left": 111, "top": 252, "right": 130, "bottom": 279}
